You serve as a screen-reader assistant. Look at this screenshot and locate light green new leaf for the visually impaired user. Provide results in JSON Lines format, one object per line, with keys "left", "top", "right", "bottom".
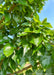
{"left": 42, "top": 18, "right": 52, "bottom": 28}
{"left": 33, "top": 13, "right": 39, "bottom": 22}
{"left": 42, "top": 23, "right": 52, "bottom": 28}
{"left": 42, "top": 18, "right": 47, "bottom": 23}
{"left": 24, "top": 28, "right": 31, "bottom": 32}
{"left": 3, "top": 43, "right": 14, "bottom": 57}
{"left": 33, "top": 30, "right": 40, "bottom": 33}
{"left": 28, "top": 0, "right": 34, "bottom": 3}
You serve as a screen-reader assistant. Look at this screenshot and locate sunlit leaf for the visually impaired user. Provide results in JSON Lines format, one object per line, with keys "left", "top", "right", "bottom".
{"left": 3, "top": 43, "right": 14, "bottom": 57}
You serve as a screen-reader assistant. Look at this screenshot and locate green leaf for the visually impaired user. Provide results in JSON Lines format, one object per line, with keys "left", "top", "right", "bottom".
{"left": 6, "top": 67, "right": 13, "bottom": 74}
{"left": 33, "top": 30, "right": 40, "bottom": 33}
{"left": 42, "top": 18, "right": 52, "bottom": 28}
{"left": 0, "top": 50, "right": 5, "bottom": 61}
{"left": 52, "top": 50, "right": 54, "bottom": 60}
{"left": 3, "top": 36, "right": 9, "bottom": 42}
{"left": 33, "top": 13, "right": 39, "bottom": 22}
{"left": 22, "top": 22, "right": 31, "bottom": 27}
{"left": 19, "top": 56, "right": 26, "bottom": 68}
{"left": 42, "top": 18, "right": 47, "bottom": 23}
{"left": 24, "top": 17, "right": 32, "bottom": 21}
{"left": 24, "top": 28, "right": 31, "bottom": 32}
{"left": 3, "top": 43, "right": 14, "bottom": 57}
{"left": 26, "top": 70, "right": 33, "bottom": 75}
{"left": 46, "top": 66, "right": 54, "bottom": 75}
{"left": 0, "top": 31, "right": 2, "bottom": 40}
{"left": 45, "top": 43, "right": 52, "bottom": 51}
{"left": 4, "top": 12, "right": 11, "bottom": 23}
{"left": 32, "top": 63, "right": 37, "bottom": 72}
{"left": 12, "top": 54, "right": 17, "bottom": 62}
{"left": 13, "top": 15, "right": 19, "bottom": 23}
{"left": 3, "top": 58, "right": 8, "bottom": 70}
{"left": 23, "top": 44, "right": 30, "bottom": 55}
{"left": 41, "top": 55, "right": 51, "bottom": 68}
{"left": 36, "top": 69, "right": 43, "bottom": 75}
{"left": 30, "top": 37, "right": 42, "bottom": 46}
{"left": 0, "top": 69, "right": 6, "bottom": 75}
{"left": 17, "top": 32, "right": 28, "bottom": 37}
{"left": 19, "top": 73, "right": 23, "bottom": 75}
{"left": 42, "top": 22, "right": 53, "bottom": 28}
{"left": 0, "top": 38, "right": 3, "bottom": 44}
{"left": 16, "top": 0, "right": 28, "bottom": 6}
{"left": 28, "top": 0, "right": 34, "bottom": 3}
{"left": 32, "top": 44, "right": 42, "bottom": 55}
{"left": 9, "top": 59, "right": 17, "bottom": 70}
{"left": 28, "top": 56, "right": 36, "bottom": 66}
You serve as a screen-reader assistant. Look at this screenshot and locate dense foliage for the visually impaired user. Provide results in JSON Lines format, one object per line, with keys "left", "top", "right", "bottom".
{"left": 0, "top": 0, "right": 54, "bottom": 75}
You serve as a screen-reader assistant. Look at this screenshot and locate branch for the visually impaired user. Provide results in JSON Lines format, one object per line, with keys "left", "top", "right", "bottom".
{"left": 7, "top": 64, "right": 32, "bottom": 75}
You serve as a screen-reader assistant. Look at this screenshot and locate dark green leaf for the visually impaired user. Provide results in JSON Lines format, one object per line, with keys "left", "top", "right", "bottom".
{"left": 26, "top": 70, "right": 33, "bottom": 75}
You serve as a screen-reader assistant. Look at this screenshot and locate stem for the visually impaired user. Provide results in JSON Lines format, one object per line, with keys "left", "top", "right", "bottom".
{"left": 7, "top": 64, "right": 32, "bottom": 75}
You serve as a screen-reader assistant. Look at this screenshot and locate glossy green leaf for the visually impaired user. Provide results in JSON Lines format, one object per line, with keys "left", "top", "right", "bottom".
{"left": 33, "top": 13, "right": 39, "bottom": 22}
{"left": 3, "top": 43, "right": 14, "bottom": 57}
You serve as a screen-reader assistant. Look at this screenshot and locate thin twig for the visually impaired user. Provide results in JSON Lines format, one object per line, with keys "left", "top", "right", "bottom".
{"left": 7, "top": 64, "right": 32, "bottom": 75}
